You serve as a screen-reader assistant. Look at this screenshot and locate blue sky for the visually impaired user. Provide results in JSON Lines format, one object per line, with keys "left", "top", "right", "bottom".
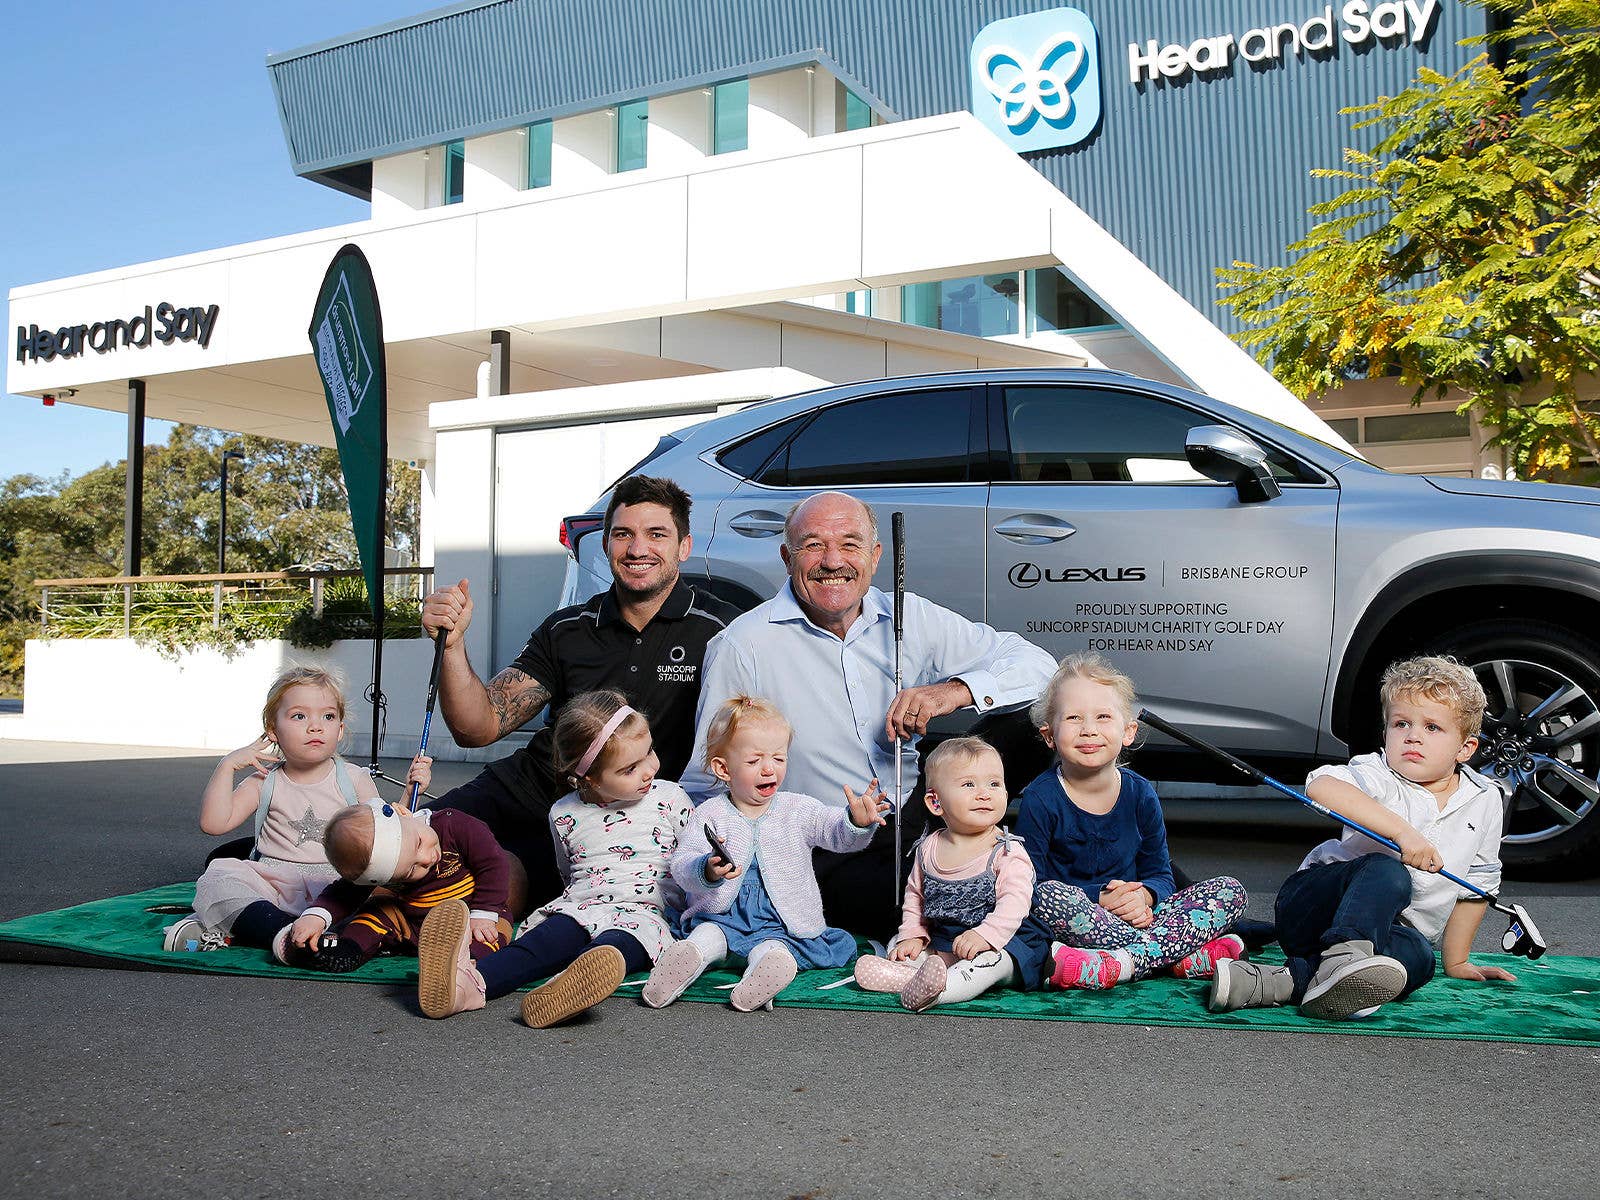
{"left": 0, "top": 1, "right": 432, "bottom": 483}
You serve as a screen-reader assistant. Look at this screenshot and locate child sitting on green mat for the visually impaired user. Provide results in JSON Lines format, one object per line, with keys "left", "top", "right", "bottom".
{"left": 1210, "top": 655, "right": 1516, "bottom": 1020}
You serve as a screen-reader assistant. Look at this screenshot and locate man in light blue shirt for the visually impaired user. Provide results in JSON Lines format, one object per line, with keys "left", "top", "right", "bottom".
{"left": 684, "top": 491, "right": 1056, "bottom": 937}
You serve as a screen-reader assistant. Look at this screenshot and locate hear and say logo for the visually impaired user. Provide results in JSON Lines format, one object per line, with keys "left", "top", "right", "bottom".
{"left": 970, "top": 7, "right": 1102, "bottom": 153}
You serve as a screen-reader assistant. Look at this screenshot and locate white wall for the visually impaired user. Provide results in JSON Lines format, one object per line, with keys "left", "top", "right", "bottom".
{"left": 749, "top": 68, "right": 814, "bottom": 150}
{"left": 552, "top": 109, "right": 614, "bottom": 184}
{"left": 431, "top": 426, "right": 495, "bottom": 674}
{"left": 465, "top": 129, "right": 527, "bottom": 207}
{"left": 371, "top": 151, "right": 429, "bottom": 220}
{"left": 649, "top": 88, "right": 711, "bottom": 170}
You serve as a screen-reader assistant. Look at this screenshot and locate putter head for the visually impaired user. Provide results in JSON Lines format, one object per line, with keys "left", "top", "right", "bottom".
{"left": 1501, "top": 904, "right": 1547, "bottom": 959}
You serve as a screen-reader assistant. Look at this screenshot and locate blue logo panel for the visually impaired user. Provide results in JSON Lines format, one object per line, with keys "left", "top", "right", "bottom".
{"left": 970, "top": 7, "right": 1101, "bottom": 152}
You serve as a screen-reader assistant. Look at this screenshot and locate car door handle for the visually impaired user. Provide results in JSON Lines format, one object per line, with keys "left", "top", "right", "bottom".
{"left": 993, "top": 514, "right": 1077, "bottom": 544}
{"left": 728, "top": 510, "right": 787, "bottom": 537}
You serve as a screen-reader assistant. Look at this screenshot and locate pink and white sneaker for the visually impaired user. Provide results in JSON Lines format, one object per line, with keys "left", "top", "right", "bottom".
{"left": 1047, "top": 943, "right": 1123, "bottom": 990}
{"left": 1170, "top": 934, "right": 1247, "bottom": 981}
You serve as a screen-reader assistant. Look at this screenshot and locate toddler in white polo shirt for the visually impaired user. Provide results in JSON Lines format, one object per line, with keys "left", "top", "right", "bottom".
{"left": 1210, "top": 655, "right": 1516, "bottom": 1020}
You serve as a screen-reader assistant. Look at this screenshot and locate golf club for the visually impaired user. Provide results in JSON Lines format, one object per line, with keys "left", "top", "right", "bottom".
{"left": 1138, "top": 708, "right": 1547, "bottom": 959}
{"left": 408, "top": 629, "right": 447, "bottom": 810}
{"left": 892, "top": 510, "right": 906, "bottom": 909}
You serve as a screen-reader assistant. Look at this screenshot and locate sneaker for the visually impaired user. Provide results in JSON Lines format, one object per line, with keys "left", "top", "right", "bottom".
{"left": 1047, "top": 944, "right": 1123, "bottom": 990}
{"left": 1171, "top": 934, "right": 1247, "bottom": 980}
{"left": 162, "top": 915, "right": 226, "bottom": 953}
{"left": 642, "top": 939, "right": 705, "bottom": 1009}
{"left": 1208, "top": 958, "right": 1293, "bottom": 1012}
{"left": 1299, "top": 940, "right": 1407, "bottom": 1021}
{"left": 730, "top": 946, "right": 798, "bottom": 1012}
{"left": 853, "top": 955, "right": 919, "bottom": 994}
{"left": 898, "top": 956, "right": 948, "bottom": 1013}
{"left": 418, "top": 899, "right": 485, "bottom": 1019}
{"left": 521, "top": 944, "right": 627, "bottom": 1028}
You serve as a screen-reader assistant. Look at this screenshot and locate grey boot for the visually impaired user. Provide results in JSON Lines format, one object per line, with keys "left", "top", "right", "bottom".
{"left": 1299, "top": 939, "right": 1408, "bottom": 1020}
{"left": 1208, "top": 958, "right": 1293, "bottom": 1012}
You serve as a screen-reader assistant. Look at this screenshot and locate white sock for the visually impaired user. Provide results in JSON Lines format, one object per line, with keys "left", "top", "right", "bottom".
{"left": 686, "top": 922, "right": 729, "bottom": 967}
{"left": 937, "top": 950, "right": 1017, "bottom": 1005}
{"left": 745, "top": 938, "right": 795, "bottom": 971}
{"left": 1111, "top": 948, "right": 1136, "bottom": 977}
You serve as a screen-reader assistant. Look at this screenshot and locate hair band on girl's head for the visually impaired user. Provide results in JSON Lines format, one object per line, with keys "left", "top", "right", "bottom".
{"left": 575, "top": 705, "right": 636, "bottom": 777}
{"left": 355, "top": 800, "right": 404, "bottom": 885}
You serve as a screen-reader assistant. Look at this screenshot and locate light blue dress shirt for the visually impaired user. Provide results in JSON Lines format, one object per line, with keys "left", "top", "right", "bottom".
{"left": 682, "top": 582, "right": 1057, "bottom": 807}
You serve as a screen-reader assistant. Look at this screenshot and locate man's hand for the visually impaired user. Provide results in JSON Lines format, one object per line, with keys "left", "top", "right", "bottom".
{"left": 421, "top": 579, "right": 474, "bottom": 649}
{"left": 289, "top": 913, "right": 329, "bottom": 950}
{"left": 1396, "top": 829, "right": 1443, "bottom": 872}
{"left": 890, "top": 937, "right": 928, "bottom": 962}
{"left": 844, "top": 779, "right": 892, "bottom": 828}
{"left": 469, "top": 916, "right": 501, "bottom": 948}
{"left": 952, "top": 930, "right": 995, "bottom": 961}
{"left": 1446, "top": 960, "right": 1518, "bottom": 982}
{"left": 1099, "top": 879, "right": 1154, "bottom": 928}
{"left": 885, "top": 680, "right": 973, "bottom": 742}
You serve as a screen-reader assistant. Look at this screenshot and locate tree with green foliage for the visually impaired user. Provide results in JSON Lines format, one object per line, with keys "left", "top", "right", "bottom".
{"left": 1219, "top": 0, "right": 1600, "bottom": 480}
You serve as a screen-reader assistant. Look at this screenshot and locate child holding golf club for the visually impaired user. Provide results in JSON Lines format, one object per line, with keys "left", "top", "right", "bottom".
{"left": 168, "top": 666, "right": 408, "bottom": 954}
{"left": 1209, "top": 655, "right": 1515, "bottom": 1020}
{"left": 640, "top": 695, "right": 890, "bottom": 1012}
{"left": 414, "top": 689, "right": 697, "bottom": 1026}
{"left": 1018, "top": 653, "right": 1249, "bottom": 990}
{"left": 851, "top": 736, "right": 1044, "bottom": 1011}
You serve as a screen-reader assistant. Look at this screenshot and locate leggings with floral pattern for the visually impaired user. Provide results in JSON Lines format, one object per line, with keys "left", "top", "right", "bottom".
{"left": 1032, "top": 876, "right": 1248, "bottom": 978}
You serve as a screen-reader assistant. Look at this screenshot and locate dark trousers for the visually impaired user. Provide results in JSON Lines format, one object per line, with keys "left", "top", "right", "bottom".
{"left": 476, "top": 912, "right": 649, "bottom": 1000}
{"left": 428, "top": 767, "right": 562, "bottom": 917}
{"left": 1274, "top": 854, "right": 1436, "bottom": 1001}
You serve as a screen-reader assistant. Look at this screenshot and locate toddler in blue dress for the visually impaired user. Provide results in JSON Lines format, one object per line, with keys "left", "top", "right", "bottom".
{"left": 643, "top": 695, "right": 889, "bottom": 1011}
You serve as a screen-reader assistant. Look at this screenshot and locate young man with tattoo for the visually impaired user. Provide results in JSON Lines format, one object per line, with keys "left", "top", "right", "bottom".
{"left": 420, "top": 476, "right": 738, "bottom": 914}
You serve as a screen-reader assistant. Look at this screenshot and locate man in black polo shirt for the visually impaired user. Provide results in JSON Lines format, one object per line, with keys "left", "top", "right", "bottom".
{"left": 420, "top": 475, "right": 737, "bottom": 913}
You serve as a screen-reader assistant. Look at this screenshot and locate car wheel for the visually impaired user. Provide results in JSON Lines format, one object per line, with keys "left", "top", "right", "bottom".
{"left": 1431, "top": 620, "right": 1600, "bottom": 879}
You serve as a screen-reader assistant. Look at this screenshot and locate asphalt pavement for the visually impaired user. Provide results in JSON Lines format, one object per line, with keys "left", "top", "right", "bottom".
{"left": 2, "top": 740, "right": 1597, "bottom": 1200}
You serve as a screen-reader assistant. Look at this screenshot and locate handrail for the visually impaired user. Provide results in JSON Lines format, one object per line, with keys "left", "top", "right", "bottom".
{"left": 33, "top": 567, "right": 429, "bottom": 587}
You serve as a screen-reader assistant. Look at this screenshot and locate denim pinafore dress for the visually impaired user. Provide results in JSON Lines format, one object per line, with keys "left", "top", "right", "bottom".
{"left": 917, "top": 829, "right": 1025, "bottom": 953}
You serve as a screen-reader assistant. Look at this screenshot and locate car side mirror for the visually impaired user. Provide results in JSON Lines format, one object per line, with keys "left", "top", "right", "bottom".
{"left": 1185, "top": 426, "right": 1282, "bottom": 503}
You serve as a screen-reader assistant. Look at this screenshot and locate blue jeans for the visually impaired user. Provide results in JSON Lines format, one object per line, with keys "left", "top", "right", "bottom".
{"left": 1274, "top": 854, "right": 1435, "bottom": 1002}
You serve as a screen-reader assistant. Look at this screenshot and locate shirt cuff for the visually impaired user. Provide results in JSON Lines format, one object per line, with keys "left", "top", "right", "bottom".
{"left": 954, "top": 669, "right": 1001, "bottom": 711}
{"left": 468, "top": 909, "right": 499, "bottom": 923}
{"left": 302, "top": 907, "right": 333, "bottom": 927}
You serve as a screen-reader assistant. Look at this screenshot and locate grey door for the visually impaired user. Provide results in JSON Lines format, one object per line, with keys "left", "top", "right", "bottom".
{"left": 984, "top": 382, "right": 1339, "bottom": 753}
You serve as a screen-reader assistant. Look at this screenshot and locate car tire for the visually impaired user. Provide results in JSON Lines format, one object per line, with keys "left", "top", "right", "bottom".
{"left": 1423, "top": 620, "right": 1600, "bottom": 879}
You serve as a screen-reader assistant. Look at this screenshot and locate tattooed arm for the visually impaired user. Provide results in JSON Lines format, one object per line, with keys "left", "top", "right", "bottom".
{"left": 424, "top": 578, "right": 552, "bottom": 746}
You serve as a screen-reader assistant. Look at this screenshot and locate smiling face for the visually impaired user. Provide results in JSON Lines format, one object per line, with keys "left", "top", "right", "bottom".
{"left": 1384, "top": 692, "right": 1478, "bottom": 793}
{"left": 391, "top": 813, "right": 443, "bottom": 883}
{"left": 925, "top": 746, "right": 1008, "bottom": 836}
{"left": 606, "top": 501, "right": 690, "bottom": 603}
{"left": 268, "top": 683, "right": 344, "bottom": 770}
{"left": 582, "top": 726, "right": 660, "bottom": 805}
{"left": 779, "top": 493, "right": 882, "bottom": 637}
{"left": 1040, "top": 676, "right": 1137, "bottom": 776}
{"left": 711, "top": 718, "right": 791, "bottom": 815}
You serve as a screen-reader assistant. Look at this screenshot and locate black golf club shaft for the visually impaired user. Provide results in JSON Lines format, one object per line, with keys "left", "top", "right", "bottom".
{"left": 409, "top": 629, "right": 447, "bottom": 808}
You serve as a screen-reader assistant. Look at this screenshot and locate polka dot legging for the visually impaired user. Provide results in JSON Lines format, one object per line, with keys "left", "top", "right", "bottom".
{"left": 1033, "top": 875, "right": 1248, "bottom": 978}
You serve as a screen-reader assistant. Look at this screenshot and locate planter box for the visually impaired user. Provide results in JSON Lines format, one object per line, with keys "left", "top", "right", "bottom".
{"left": 7, "top": 637, "right": 531, "bottom": 761}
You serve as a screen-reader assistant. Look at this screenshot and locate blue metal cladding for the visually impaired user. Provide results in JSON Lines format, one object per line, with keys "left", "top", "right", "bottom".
{"left": 267, "top": 1, "right": 1485, "bottom": 331}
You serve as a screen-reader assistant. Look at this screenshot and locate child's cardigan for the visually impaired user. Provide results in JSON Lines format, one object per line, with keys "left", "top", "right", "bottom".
{"left": 671, "top": 792, "right": 875, "bottom": 939}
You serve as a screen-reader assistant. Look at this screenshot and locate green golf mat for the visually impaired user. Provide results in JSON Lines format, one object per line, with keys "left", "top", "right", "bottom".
{"left": 2, "top": 883, "right": 1595, "bottom": 1045}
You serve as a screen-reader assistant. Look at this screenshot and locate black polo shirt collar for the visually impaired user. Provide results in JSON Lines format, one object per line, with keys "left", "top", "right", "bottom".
{"left": 596, "top": 577, "right": 694, "bottom": 629}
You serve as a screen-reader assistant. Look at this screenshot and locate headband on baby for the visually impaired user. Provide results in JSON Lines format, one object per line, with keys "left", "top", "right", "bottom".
{"left": 354, "top": 799, "right": 405, "bottom": 886}
{"left": 575, "top": 705, "right": 636, "bottom": 777}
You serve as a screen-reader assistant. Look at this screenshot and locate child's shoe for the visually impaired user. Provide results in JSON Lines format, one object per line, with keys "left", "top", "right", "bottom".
{"left": 521, "top": 944, "right": 627, "bottom": 1028}
{"left": 642, "top": 939, "right": 704, "bottom": 1009}
{"left": 730, "top": 945, "right": 798, "bottom": 1012}
{"left": 1208, "top": 958, "right": 1293, "bottom": 1011}
{"left": 162, "top": 915, "right": 226, "bottom": 953}
{"left": 1299, "top": 940, "right": 1407, "bottom": 1020}
{"left": 1171, "top": 933, "right": 1246, "bottom": 980}
{"left": 1047, "top": 943, "right": 1123, "bottom": 990}
{"left": 898, "top": 955, "right": 948, "bottom": 1012}
{"left": 853, "top": 955, "right": 920, "bottom": 994}
{"left": 418, "top": 899, "right": 486, "bottom": 1019}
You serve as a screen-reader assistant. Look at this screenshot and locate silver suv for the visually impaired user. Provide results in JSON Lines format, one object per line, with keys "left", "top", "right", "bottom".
{"left": 561, "top": 369, "right": 1600, "bottom": 877}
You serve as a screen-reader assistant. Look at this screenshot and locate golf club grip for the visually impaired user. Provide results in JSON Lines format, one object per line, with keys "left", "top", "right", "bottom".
{"left": 410, "top": 630, "right": 448, "bottom": 807}
{"left": 891, "top": 511, "right": 905, "bottom": 637}
{"left": 1137, "top": 709, "right": 1267, "bottom": 786}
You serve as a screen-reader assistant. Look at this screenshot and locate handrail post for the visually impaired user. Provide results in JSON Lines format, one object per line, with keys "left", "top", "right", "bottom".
{"left": 312, "top": 575, "right": 324, "bottom": 617}
{"left": 124, "top": 584, "right": 132, "bottom": 637}
{"left": 39, "top": 586, "right": 49, "bottom": 636}
{"left": 213, "top": 581, "right": 224, "bottom": 630}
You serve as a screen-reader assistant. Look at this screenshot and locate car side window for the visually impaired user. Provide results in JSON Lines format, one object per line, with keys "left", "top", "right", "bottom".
{"left": 1000, "top": 386, "right": 1316, "bottom": 483}
{"left": 717, "top": 414, "right": 811, "bottom": 481}
{"left": 766, "top": 389, "right": 976, "bottom": 487}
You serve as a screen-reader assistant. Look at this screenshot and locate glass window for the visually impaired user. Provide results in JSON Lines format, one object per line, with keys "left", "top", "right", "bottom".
{"left": 443, "top": 139, "right": 465, "bottom": 205}
{"left": 1324, "top": 417, "right": 1361, "bottom": 443}
{"left": 843, "top": 290, "right": 872, "bottom": 317}
{"left": 717, "top": 415, "right": 811, "bottom": 480}
{"left": 616, "top": 99, "right": 648, "bottom": 172}
{"left": 712, "top": 79, "right": 748, "bottom": 154}
{"left": 526, "top": 121, "right": 552, "bottom": 189}
{"left": 1363, "top": 411, "right": 1471, "bottom": 443}
{"left": 1001, "top": 387, "right": 1316, "bottom": 484}
{"left": 901, "top": 275, "right": 1020, "bottom": 337}
{"left": 836, "top": 83, "right": 873, "bottom": 131}
{"left": 780, "top": 389, "right": 975, "bottom": 486}
{"left": 1026, "top": 268, "right": 1117, "bottom": 334}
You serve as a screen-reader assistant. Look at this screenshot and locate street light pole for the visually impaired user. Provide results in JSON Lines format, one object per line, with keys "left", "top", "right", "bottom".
{"left": 218, "top": 450, "right": 246, "bottom": 574}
